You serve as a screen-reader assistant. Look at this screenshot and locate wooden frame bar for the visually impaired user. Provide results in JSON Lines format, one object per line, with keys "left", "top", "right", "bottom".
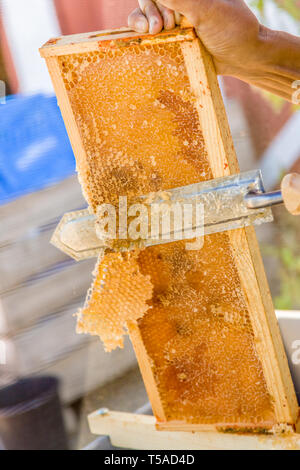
{"left": 88, "top": 409, "right": 300, "bottom": 450}
{"left": 40, "top": 26, "right": 196, "bottom": 57}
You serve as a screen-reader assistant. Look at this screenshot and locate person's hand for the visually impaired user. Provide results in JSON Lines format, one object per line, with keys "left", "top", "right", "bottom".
{"left": 128, "top": 1, "right": 300, "bottom": 101}
{"left": 128, "top": 0, "right": 263, "bottom": 76}
{"left": 281, "top": 173, "right": 300, "bottom": 216}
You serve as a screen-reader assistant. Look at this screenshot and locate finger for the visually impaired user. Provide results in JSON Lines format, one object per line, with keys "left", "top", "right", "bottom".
{"left": 159, "top": 0, "right": 202, "bottom": 22}
{"left": 128, "top": 7, "right": 149, "bottom": 33}
{"left": 156, "top": 2, "right": 175, "bottom": 30}
{"left": 174, "top": 11, "right": 182, "bottom": 25}
{"left": 139, "top": 0, "right": 164, "bottom": 34}
{"left": 281, "top": 173, "right": 300, "bottom": 216}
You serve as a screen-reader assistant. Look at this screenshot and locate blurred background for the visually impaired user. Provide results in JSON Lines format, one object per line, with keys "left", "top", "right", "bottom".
{"left": 0, "top": 0, "right": 299, "bottom": 450}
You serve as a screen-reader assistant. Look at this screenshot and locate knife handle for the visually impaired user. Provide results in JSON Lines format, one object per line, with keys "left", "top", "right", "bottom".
{"left": 281, "top": 173, "right": 300, "bottom": 216}
{"left": 245, "top": 173, "right": 300, "bottom": 216}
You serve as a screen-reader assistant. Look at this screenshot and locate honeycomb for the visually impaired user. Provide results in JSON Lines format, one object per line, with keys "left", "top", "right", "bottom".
{"left": 77, "top": 251, "right": 153, "bottom": 352}
{"left": 57, "top": 37, "right": 276, "bottom": 428}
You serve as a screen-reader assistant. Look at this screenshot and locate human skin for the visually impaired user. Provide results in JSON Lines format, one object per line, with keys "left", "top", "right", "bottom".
{"left": 128, "top": 0, "right": 300, "bottom": 213}
{"left": 282, "top": 173, "right": 300, "bottom": 215}
{"left": 128, "top": 0, "right": 300, "bottom": 101}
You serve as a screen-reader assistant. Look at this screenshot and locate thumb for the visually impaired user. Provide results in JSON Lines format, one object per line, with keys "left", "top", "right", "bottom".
{"left": 281, "top": 173, "right": 300, "bottom": 216}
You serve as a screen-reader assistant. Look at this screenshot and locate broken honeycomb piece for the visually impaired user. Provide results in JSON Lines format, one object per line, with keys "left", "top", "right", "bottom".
{"left": 77, "top": 251, "right": 153, "bottom": 352}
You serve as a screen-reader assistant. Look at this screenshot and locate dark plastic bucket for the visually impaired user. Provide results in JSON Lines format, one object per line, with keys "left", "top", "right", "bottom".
{"left": 0, "top": 376, "right": 68, "bottom": 450}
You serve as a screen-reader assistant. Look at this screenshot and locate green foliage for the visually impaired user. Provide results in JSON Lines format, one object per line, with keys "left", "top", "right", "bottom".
{"left": 250, "top": 0, "right": 265, "bottom": 13}
{"left": 261, "top": 90, "right": 287, "bottom": 112}
{"left": 262, "top": 216, "right": 300, "bottom": 310}
{"left": 263, "top": 245, "right": 300, "bottom": 309}
{"left": 250, "top": 0, "right": 300, "bottom": 21}
{"left": 274, "top": 0, "right": 300, "bottom": 21}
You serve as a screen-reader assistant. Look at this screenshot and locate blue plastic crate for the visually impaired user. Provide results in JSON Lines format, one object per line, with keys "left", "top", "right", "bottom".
{"left": 0, "top": 94, "right": 76, "bottom": 204}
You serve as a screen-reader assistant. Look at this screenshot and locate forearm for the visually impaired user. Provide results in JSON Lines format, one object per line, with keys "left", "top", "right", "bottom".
{"left": 221, "top": 26, "right": 300, "bottom": 102}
